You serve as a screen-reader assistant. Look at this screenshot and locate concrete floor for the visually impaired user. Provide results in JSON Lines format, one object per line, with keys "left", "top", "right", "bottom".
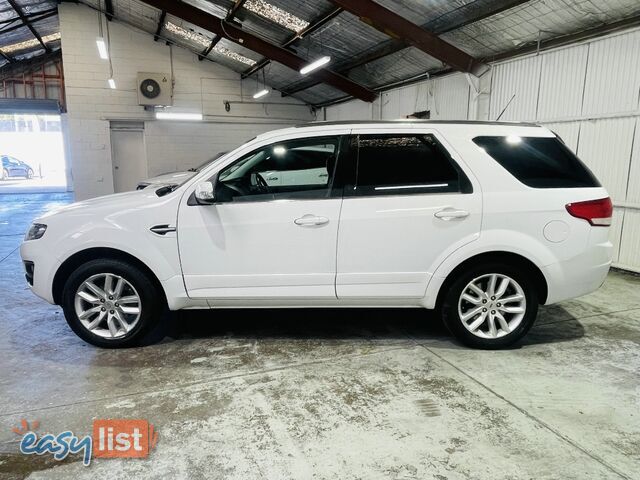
{"left": 0, "top": 193, "right": 639, "bottom": 480}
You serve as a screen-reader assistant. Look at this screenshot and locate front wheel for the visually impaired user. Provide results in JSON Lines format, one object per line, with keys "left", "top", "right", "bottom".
{"left": 61, "top": 259, "right": 166, "bottom": 348}
{"left": 26, "top": 169, "right": 33, "bottom": 179}
{"left": 1, "top": 168, "right": 8, "bottom": 180}
{"left": 441, "top": 263, "right": 538, "bottom": 349}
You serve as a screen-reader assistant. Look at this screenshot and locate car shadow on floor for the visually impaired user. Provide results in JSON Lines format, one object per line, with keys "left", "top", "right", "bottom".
{"left": 158, "top": 306, "right": 585, "bottom": 349}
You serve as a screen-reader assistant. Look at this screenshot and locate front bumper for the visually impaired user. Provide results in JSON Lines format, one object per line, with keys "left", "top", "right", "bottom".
{"left": 23, "top": 260, "right": 34, "bottom": 286}
{"left": 20, "top": 239, "right": 61, "bottom": 305}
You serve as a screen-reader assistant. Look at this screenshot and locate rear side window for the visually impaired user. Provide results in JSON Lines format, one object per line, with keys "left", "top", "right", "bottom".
{"left": 473, "top": 136, "right": 600, "bottom": 188}
{"left": 347, "top": 134, "right": 471, "bottom": 196}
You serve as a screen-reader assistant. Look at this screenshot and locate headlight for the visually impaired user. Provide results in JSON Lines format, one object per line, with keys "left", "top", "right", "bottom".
{"left": 25, "top": 223, "right": 47, "bottom": 241}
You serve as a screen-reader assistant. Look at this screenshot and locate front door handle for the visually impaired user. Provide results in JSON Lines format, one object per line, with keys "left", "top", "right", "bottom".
{"left": 434, "top": 208, "right": 470, "bottom": 220}
{"left": 294, "top": 214, "right": 329, "bottom": 226}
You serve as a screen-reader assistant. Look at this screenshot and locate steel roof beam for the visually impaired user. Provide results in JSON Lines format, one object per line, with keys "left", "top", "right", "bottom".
{"left": 328, "top": 0, "right": 486, "bottom": 75}
{"left": 0, "top": 51, "right": 15, "bottom": 64}
{"left": 153, "top": 10, "right": 166, "bottom": 41}
{"left": 0, "top": 7, "right": 57, "bottom": 26}
{"left": 283, "top": 0, "right": 528, "bottom": 97}
{"left": 241, "top": 6, "right": 343, "bottom": 79}
{"left": 6, "top": 0, "right": 51, "bottom": 53}
{"left": 199, "top": 0, "right": 246, "bottom": 60}
{"left": 0, "top": 9, "right": 58, "bottom": 35}
{"left": 139, "top": 0, "right": 376, "bottom": 102}
{"left": 105, "top": 0, "right": 114, "bottom": 21}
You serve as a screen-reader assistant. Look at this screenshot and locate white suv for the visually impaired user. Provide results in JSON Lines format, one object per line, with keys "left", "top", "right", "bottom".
{"left": 21, "top": 121, "right": 613, "bottom": 349}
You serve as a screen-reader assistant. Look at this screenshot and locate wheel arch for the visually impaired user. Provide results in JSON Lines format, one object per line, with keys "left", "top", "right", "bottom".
{"left": 52, "top": 247, "right": 167, "bottom": 306}
{"left": 434, "top": 251, "right": 548, "bottom": 309}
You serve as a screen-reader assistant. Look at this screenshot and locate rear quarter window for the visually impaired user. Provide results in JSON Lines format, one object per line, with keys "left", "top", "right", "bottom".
{"left": 473, "top": 135, "right": 600, "bottom": 188}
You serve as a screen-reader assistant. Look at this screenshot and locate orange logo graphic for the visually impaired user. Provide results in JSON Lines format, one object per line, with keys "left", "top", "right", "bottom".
{"left": 92, "top": 419, "right": 159, "bottom": 458}
{"left": 12, "top": 419, "right": 40, "bottom": 435}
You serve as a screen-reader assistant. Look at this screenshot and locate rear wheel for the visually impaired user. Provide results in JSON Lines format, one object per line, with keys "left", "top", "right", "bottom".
{"left": 26, "top": 169, "right": 33, "bottom": 179}
{"left": 1, "top": 169, "right": 8, "bottom": 180}
{"left": 61, "top": 259, "right": 165, "bottom": 348}
{"left": 441, "top": 263, "right": 538, "bottom": 349}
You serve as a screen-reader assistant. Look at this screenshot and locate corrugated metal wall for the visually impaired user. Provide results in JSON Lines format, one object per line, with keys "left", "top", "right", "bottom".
{"left": 325, "top": 74, "right": 471, "bottom": 121}
{"left": 0, "top": 61, "right": 64, "bottom": 108}
{"left": 491, "top": 29, "right": 640, "bottom": 272}
{"left": 325, "top": 27, "right": 640, "bottom": 272}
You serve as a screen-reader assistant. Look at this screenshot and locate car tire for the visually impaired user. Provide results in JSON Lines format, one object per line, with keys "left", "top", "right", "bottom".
{"left": 26, "top": 169, "right": 33, "bottom": 179}
{"left": 61, "top": 258, "right": 166, "bottom": 348}
{"left": 1, "top": 169, "right": 8, "bottom": 180}
{"left": 441, "top": 262, "right": 538, "bottom": 349}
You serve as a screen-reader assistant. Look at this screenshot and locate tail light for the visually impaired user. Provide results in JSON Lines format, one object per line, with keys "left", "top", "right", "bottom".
{"left": 565, "top": 197, "right": 612, "bottom": 226}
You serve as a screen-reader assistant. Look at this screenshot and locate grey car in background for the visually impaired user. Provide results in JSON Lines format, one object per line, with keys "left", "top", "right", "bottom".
{"left": 2, "top": 155, "right": 34, "bottom": 180}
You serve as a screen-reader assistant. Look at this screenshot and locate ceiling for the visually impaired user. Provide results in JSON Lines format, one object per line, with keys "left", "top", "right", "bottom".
{"left": 1, "top": 0, "right": 639, "bottom": 106}
{"left": 0, "top": 0, "right": 59, "bottom": 64}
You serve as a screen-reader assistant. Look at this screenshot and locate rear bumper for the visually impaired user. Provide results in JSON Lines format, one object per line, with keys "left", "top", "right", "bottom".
{"left": 542, "top": 236, "right": 612, "bottom": 305}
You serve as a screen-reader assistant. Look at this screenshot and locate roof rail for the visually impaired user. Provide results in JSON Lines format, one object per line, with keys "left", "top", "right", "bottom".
{"left": 294, "top": 119, "right": 541, "bottom": 128}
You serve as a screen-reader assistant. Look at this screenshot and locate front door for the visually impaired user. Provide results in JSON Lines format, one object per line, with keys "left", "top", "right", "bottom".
{"left": 336, "top": 129, "right": 482, "bottom": 298}
{"left": 6, "top": 157, "right": 22, "bottom": 176}
{"left": 178, "top": 132, "right": 347, "bottom": 300}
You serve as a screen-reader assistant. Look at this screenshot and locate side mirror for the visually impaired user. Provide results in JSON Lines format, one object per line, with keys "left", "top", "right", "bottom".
{"left": 194, "top": 181, "right": 215, "bottom": 204}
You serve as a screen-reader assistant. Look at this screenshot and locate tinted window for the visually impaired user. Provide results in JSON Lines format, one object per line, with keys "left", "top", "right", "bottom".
{"left": 347, "top": 134, "right": 469, "bottom": 196}
{"left": 216, "top": 136, "right": 340, "bottom": 202}
{"left": 473, "top": 136, "right": 600, "bottom": 188}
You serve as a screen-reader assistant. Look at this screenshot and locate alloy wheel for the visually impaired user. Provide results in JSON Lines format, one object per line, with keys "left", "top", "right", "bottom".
{"left": 74, "top": 273, "right": 142, "bottom": 339}
{"left": 457, "top": 273, "right": 526, "bottom": 339}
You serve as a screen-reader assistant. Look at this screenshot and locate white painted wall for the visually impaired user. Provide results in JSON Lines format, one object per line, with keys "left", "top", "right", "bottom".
{"left": 59, "top": 3, "right": 315, "bottom": 200}
{"left": 325, "top": 27, "right": 640, "bottom": 272}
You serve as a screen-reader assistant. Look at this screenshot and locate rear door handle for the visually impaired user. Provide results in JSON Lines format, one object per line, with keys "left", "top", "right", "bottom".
{"left": 294, "top": 214, "right": 329, "bottom": 226}
{"left": 434, "top": 208, "right": 470, "bottom": 220}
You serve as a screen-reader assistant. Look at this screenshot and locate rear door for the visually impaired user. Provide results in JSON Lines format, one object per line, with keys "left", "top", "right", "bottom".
{"left": 336, "top": 128, "right": 482, "bottom": 299}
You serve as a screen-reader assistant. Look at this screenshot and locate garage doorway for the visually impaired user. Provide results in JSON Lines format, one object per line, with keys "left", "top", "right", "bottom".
{"left": 110, "top": 121, "right": 147, "bottom": 193}
{"left": 0, "top": 113, "right": 68, "bottom": 193}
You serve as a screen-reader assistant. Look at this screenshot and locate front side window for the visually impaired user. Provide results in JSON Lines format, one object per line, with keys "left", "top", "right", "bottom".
{"left": 347, "top": 134, "right": 470, "bottom": 196}
{"left": 216, "top": 136, "right": 341, "bottom": 202}
{"left": 473, "top": 135, "right": 600, "bottom": 188}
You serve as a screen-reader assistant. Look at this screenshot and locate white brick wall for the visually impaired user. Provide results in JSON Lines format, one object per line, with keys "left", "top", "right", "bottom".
{"left": 59, "top": 3, "right": 315, "bottom": 199}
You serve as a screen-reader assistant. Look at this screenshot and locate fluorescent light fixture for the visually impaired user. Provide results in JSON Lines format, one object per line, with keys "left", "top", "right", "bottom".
{"left": 300, "top": 56, "right": 330, "bottom": 75}
{"left": 273, "top": 146, "right": 286, "bottom": 155}
{"left": 506, "top": 135, "right": 522, "bottom": 145}
{"left": 96, "top": 37, "right": 108, "bottom": 59}
{"left": 156, "top": 112, "right": 203, "bottom": 121}
{"left": 108, "top": 78, "right": 116, "bottom": 89}
{"left": 253, "top": 89, "right": 269, "bottom": 99}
